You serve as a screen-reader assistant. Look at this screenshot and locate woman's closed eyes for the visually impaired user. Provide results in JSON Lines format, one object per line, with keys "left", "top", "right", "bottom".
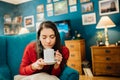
{"left": 41, "top": 35, "right": 56, "bottom": 40}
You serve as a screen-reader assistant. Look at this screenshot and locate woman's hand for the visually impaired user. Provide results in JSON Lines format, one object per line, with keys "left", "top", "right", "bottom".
{"left": 54, "top": 50, "right": 63, "bottom": 68}
{"left": 31, "top": 58, "right": 46, "bottom": 70}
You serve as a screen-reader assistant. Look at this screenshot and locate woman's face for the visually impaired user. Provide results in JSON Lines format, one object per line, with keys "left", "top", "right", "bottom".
{"left": 39, "top": 28, "right": 56, "bottom": 49}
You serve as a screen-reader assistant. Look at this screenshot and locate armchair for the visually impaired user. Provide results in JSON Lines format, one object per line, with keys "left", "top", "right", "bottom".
{"left": 0, "top": 32, "right": 79, "bottom": 80}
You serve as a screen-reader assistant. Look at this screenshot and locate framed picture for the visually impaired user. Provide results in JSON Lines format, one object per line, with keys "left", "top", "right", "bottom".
{"left": 99, "top": 0, "right": 119, "bottom": 15}
{"left": 4, "top": 14, "right": 11, "bottom": 23}
{"left": 81, "top": 2, "right": 93, "bottom": 13}
{"left": 47, "top": 11, "right": 53, "bottom": 17}
{"left": 69, "top": 0, "right": 77, "bottom": 6}
{"left": 13, "top": 16, "right": 22, "bottom": 24}
{"left": 54, "top": 0, "right": 68, "bottom": 15}
{"left": 36, "top": 22, "right": 42, "bottom": 32}
{"left": 37, "top": 13, "right": 44, "bottom": 22}
{"left": 24, "top": 15, "right": 34, "bottom": 27}
{"left": 53, "top": 0, "right": 59, "bottom": 2}
{"left": 37, "top": 4, "right": 44, "bottom": 13}
{"left": 82, "top": 13, "right": 96, "bottom": 25}
{"left": 70, "top": 5, "right": 77, "bottom": 12}
{"left": 47, "top": 0, "right": 52, "bottom": 3}
{"left": 80, "top": 0, "right": 90, "bottom": 3}
{"left": 46, "top": 3, "right": 53, "bottom": 11}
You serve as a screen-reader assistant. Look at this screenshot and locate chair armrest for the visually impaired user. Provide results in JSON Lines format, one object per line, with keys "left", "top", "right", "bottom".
{"left": 59, "top": 66, "right": 79, "bottom": 80}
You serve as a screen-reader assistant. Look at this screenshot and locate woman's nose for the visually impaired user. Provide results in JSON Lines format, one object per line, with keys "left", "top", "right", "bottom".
{"left": 46, "top": 38, "right": 51, "bottom": 43}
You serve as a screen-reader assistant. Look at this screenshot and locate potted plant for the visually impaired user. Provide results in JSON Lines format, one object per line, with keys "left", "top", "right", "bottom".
{"left": 96, "top": 31, "right": 104, "bottom": 46}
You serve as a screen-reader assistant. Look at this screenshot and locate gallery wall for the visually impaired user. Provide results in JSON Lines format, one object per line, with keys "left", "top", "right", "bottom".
{"left": 0, "top": 0, "right": 120, "bottom": 61}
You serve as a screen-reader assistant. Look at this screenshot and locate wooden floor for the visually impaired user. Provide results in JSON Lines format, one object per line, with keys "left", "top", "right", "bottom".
{"left": 80, "top": 75, "right": 120, "bottom": 80}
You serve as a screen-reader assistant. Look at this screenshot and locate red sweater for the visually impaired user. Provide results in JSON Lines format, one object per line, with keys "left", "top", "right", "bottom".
{"left": 19, "top": 42, "right": 69, "bottom": 76}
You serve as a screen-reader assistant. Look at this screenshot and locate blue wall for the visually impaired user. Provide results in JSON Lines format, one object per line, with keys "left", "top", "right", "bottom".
{"left": 0, "top": 2, "right": 16, "bottom": 34}
{"left": 0, "top": 0, "right": 120, "bottom": 61}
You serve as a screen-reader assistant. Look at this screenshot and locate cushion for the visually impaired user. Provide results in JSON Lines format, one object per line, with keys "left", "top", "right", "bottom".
{"left": 60, "top": 66, "right": 79, "bottom": 80}
{"left": 14, "top": 73, "right": 59, "bottom": 80}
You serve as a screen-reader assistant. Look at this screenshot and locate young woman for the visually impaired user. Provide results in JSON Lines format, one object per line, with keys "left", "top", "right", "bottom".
{"left": 19, "top": 21, "right": 69, "bottom": 79}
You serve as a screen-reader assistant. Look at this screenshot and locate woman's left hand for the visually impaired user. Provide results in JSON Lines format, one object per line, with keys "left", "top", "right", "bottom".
{"left": 55, "top": 50, "right": 63, "bottom": 65}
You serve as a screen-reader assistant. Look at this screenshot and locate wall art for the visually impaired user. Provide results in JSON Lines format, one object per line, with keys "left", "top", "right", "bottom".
{"left": 80, "top": 0, "right": 90, "bottom": 3}
{"left": 70, "top": 5, "right": 77, "bottom": 12}
{"left": 37, "top": 13, "right": 44, "bottom": 22}
{"left": 54, "top": 0, "right": 68, "bottom": 15}
{"left": 24, "top": 15, "right": 34, "bottom": 27}
{"left": 47, "top": 11, "right": 53, "bottom": 17}
{"left": 81, "top": 2, "right": 93, "bottom": 13}
{"left": 69, "top": 0, "right": 77, "bottom": 6}
{"left": 37, "top": 4, "right": 44, "bottom": 13}
{"left": 99, "top": 0, "right": 119, "bottom": 15}
{"left": 46, "top": 3, "right": 53, "bottom": 11}
{"left": 82, "top": 13, "right": 96, "bottom": 25}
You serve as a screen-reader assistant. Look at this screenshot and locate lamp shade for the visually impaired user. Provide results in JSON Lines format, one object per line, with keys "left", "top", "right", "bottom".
{"left": 96, "top": 16, "right": 116, "bottom": 29}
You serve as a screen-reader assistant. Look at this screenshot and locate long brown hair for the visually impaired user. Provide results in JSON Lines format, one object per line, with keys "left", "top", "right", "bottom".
{"left": 36, "top": 21, "right": 62, "bottom": 59}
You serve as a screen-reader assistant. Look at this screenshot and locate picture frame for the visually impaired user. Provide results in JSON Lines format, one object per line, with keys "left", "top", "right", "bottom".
{"left": 46, "top": 3, "right": 53, "bottom": 11}
{"left": 24, "top": 15, "right": 34, "bottom": 27}
{"left": 53, "top": 0, "right": 59, "bottom": 2}
{"left": 47, "top": 11, "right": 53, "bottom": 17}
{"left": 68, "top": 0, "right": 77, "bottom": 6}
{"left": 4, "top": 14, "right": 11, "bottom": 23}
{"left": 36, "top": 22, "right": 42, "bottom": 32}
{"left": 47, "top": 0, "right": 52, "bottom": 3}
{"left": 99, "top": 0, "right": 119, "bottom": 15}
{"left": 37, "top": 13, "right": 44, "bottom": 22}
{"left": 82, "top": 13, "right": 96, "bottom": 25}
{"left": 54, "top": 0, "right": 68, "bottom": 16}
{"left": 4, "top": 26, "right": 10, "bottom": 35}
{"left": 13, "top": 16, "right": 22, "bottom": 24}
{"left": 81, "top": 2, "right": 93, "bottom": 13}
{"left": 37, "top": 4, "right": 44, "bottom": 13}
{"left": 80, "top": 0, "right": 90, "bottom": 3}
{"left": 70, "top": 5, "right": 77, "bottom": 12}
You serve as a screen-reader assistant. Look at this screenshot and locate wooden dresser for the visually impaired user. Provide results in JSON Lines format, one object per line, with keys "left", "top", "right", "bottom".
{"left": 65, "top": 40, "right": 85, "bottom": 74}
{"left": 91, "top": 45, "right": 120, "bottom": 76}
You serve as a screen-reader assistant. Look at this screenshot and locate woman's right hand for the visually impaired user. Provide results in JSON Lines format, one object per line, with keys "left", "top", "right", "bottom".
{"left": 31, "top": 58, "right": 46, "bottom": 70}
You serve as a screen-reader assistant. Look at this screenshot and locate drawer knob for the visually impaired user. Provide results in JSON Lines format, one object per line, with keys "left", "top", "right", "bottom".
{"left": 70, "top": 45, "right": 74, "bottom": 48}
{"left": 71, "top": 54, "right": 75, "bottom": 57}
{"left": 71, "top": 64, "right": 75, "bottom": 67}
{"left": 106, "top": 57, "right": 111, "bottom": 61}
{"left": 106, "top": 66, "right": 112, "bottom": 70}
{"left": 105, "top": 50, "right": 110, "bottom": 53}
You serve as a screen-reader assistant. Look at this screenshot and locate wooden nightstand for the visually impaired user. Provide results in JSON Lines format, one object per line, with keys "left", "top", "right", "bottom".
{"left": 91, "top": 45, "right": 120, "bottom": 76}
{"left": 65, "top": 40, "right": 85, "bottom": 74}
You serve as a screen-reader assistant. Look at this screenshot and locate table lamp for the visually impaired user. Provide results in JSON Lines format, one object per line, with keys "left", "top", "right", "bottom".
{"left": 96, "top": 16, "right": 116, "bottom": 46}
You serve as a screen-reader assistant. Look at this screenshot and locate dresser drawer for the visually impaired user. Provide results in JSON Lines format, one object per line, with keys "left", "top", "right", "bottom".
{"left": 68, "top": 51, "right": 81, "bottom": 60}
{"left": 67, "top": 60, "right": 81, "bottom": 73}
{"left": 93, "top": 55, "right": 120, "bottom": 63}
{"left": 65, "top": 40, "right": 85, "bottom": 51}
{"left": 93, "top": 48, "right": 120, "bottom": 55}
{"left": 65, "top": 43, "right": 80, "bottom": 51}
{"left": 94, "top": 63, "right": 120, "bottom": 74}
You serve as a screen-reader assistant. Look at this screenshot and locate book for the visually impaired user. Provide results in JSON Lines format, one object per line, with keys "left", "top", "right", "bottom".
{"left": 83, "top": 68, "right": 93, "bottom": 77}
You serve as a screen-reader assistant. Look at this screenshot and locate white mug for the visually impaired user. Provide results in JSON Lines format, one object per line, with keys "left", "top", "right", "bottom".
{"left": 44, "top": 48, "right": 55, "bottom": 62}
